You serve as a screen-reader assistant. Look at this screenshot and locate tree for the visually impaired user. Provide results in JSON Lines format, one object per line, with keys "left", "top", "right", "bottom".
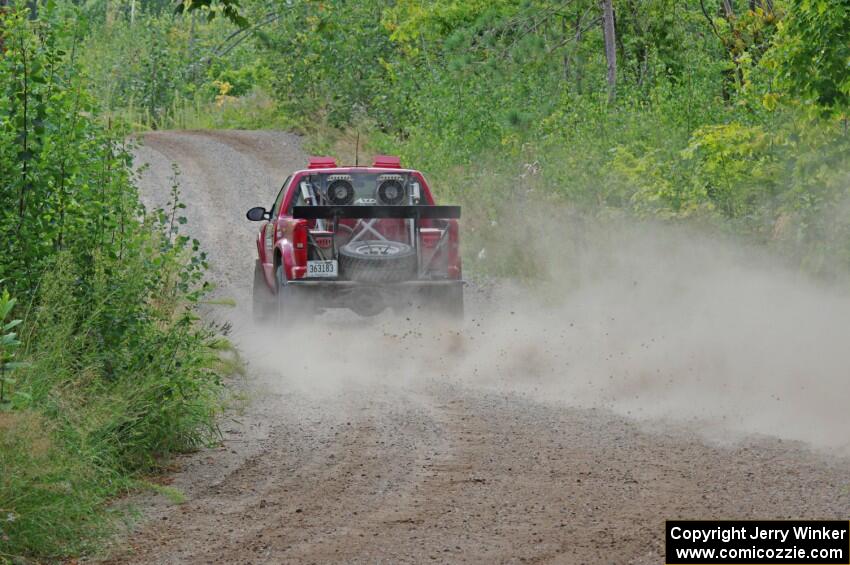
{"left": 176, "top": 0, "right": 248, "bottom": 28}
{"left": 772, "top": 0, "right": 850, "bottom": 116}
{"left": 601, "top": 0, "right": 617, "bottom": 102}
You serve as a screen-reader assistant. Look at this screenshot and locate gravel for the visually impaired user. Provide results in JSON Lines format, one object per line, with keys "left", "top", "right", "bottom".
{"left": 100, "top": 130, "right": 850, "bottom": 565}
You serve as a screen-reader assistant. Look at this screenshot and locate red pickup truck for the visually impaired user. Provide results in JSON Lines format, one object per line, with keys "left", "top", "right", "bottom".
{"left": 246, "top": 155, "right": 463, "bottom": 320}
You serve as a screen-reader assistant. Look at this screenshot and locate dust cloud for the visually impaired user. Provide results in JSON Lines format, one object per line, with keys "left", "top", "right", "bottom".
{"left": 232, "top": 217, "right": 850, "bottom": 452}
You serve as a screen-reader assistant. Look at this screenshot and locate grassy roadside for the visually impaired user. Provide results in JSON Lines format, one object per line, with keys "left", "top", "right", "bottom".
{"left": 0, "top": 6, "right": 234, "bottom": 562}
{"left": 0, "top": 237, "right": 235, "bottom": 563}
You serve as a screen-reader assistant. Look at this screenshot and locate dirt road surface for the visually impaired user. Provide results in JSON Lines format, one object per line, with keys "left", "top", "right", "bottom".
{"left": 105, "top": 130, "right": 850, "bottom": 564}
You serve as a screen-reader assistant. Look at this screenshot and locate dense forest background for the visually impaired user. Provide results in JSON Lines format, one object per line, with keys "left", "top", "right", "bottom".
{"left": 1, "top": 0, "right": 849, "bottom": 560}
{"left": 78, "top": 0, "right": 850, "bottom": 276}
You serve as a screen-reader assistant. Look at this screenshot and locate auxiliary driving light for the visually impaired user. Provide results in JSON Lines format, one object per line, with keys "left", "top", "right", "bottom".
{"left": 326, "top": 175, "right": 354, "bottom": 205}
{"left": 376, "top": 176, "right": 405, "bottom": 205}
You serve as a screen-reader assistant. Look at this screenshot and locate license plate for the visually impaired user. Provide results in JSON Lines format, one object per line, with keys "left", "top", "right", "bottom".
{"left": 306, "top": 260, "right": 338, "bottom": 278}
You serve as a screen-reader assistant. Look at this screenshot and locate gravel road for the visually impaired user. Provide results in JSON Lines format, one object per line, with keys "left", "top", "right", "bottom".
{"left": 106, "top": 130, "right": 850, "bottom": 564}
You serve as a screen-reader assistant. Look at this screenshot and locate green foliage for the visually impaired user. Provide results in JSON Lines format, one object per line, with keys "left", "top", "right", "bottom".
{"left": 1, "top": 410, "right": 115, "bottom": 559}
{"left": 177, "top": 0, "right": 249, "bottom": 28}
{"left": 770, "top": 0, "right": 850, "bottom": 114}
{"left": 78, "top": 8, "right": 269, "bottom": 130}
{"left": 680, "top": 123, "right": 779, "bottom": 218}
{"left": 236, "top": 0, "right": 850, "bottom": 277}
{"left": 0, "top": 289, "right": 26, "bottom": 407}
{"left": 208, "top": 57, "right": 272, "bottom": 97}
{"left": 383, "top": 0, "right": 520, "bottom": 45}
{"left": 0, "top": 5, "right": 137, "bottom": 297}
{"left": 81, "top": 13, "right": 203, "bottom": 127}
{"left": 0, "top": 4, "right": 227, "bottom": 560}
{"left": 254, "top": 1, "right": 407, "bottom": 129}
{"left": 74, "top": 0, "right": 842, "bottom": 277}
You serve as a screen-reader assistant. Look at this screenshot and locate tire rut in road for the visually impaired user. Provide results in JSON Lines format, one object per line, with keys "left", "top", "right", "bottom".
{"left": 108, "top": 389, "right": 451, "bottom": 564}
{"left": 107, "top": 130, "right": 850, "bottom": 565}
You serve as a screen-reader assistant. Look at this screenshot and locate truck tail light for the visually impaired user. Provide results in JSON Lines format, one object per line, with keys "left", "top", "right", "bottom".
{"left": 293, "top": 220, "right": 308, "bottom": 267}
{"left": 447, "top": 220, "right": 461, "bottom": 279}
{"left": 310, "top": 230, "right": 334, "bottom": 249}
{"left": 420, "top": 229, "right": 442, "bottom": 248}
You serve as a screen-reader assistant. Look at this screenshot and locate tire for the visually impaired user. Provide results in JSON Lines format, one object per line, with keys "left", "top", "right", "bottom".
{"left": 339, "top": 240, "right": 417, "bottom": 283}
{"left": 276, "top": 264, "right": 310, "bottom": 325}
{"left": 252, "top": 260, "right": 275, "bottom": 323}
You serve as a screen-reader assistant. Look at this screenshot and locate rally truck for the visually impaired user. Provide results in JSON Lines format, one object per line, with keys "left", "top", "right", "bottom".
{"left": 246, "top": 155, "right": 463, "bottom": 320}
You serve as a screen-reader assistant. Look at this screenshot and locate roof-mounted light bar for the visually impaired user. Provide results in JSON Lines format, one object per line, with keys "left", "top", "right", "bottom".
{"left": 308, "top": 156, "right": 338, "bottom": 169}
{"left": 372, "top": 155, "right": 402, "bottom": 168}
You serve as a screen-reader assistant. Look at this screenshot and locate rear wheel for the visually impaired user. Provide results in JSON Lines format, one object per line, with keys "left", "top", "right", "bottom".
{"left": 252, "top": 260, "right": 275, "bottom": 323}
{"left": 276, "top": 264, "right": 310, "bottom": 325}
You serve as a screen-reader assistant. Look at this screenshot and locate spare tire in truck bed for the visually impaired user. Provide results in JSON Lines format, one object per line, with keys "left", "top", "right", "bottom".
{"left": 339, "top": 240, "right": 417, "bottom": 283}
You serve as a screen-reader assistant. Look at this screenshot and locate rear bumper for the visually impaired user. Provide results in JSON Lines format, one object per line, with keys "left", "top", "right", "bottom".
{"left": 288, "top": 278, "right": 463, "bottom": 312}
{"left": 288, "top": 279, "right": 464, "bottom": 288}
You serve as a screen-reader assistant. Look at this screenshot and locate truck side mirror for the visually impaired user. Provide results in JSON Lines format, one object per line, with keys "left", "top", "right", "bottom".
{"left": 246, "top": 207, "right": 270, "bottom": 221}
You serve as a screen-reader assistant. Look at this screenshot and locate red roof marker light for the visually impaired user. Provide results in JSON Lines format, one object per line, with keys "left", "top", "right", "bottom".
{"left": 372, "top": 155, "right": 401, "bottom": 168}
{"left": 308, "top": 156, "right": 338, "bottom": 169}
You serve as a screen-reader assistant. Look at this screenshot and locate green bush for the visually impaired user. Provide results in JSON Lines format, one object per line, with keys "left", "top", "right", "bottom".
{"left": 70, "top": 0, "right": 850, "bottom": 280}
{"left": 0, "top": 4, "right": 227, "bottom": 560}
{"left": 244, "top": 0, "right": 850, "bottom": 278}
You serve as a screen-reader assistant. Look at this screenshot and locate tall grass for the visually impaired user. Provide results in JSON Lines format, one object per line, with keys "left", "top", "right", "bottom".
{"left": 0, "top": 234, "right": 229, "bottom": 561}
{"left": 112, "top": 88, "right": 291, "bottom": 132}
{"left": 0, "top": 5, "right": 231, "bottom": 561}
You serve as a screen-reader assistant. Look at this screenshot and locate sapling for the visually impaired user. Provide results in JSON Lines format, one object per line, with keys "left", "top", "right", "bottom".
{"left": 0, "top": 288, "right": 26, "bottom": 406}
